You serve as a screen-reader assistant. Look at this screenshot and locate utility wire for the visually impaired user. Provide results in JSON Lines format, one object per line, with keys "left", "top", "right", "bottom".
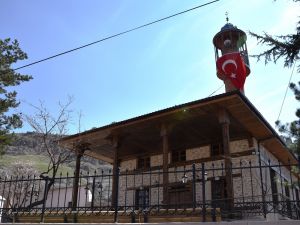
{"left": 277, "top": 62, "right": 296, "bottom": 121}
{"left": 208, "top": 84, "right": 224, "bottom": 97}
{"left": 6, "top": 0, "right": 220, "bottom": 73}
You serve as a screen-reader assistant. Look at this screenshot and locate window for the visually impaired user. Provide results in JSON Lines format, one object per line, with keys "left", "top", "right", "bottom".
{"left": 135, "top": 188, "right": 149, "bottom": 209}
{"left": 284, "top": 179, "right": 292, "bottom": 216}
{"left": 68, "top": 201, "right": 72, "bottom": 208}
{"left": 295, "top": 189, "right": 300, "bottom": 207}
{"left": 270, "top": 168, "right": 278, "bottom": 206}
{"left": 172, "top": 150, "right": 186, "bottom": 163}
{"left": 210, "top": 143, "right": 224, "bottom": 157}
{"left": 137, "top": 157, "right": 150, "bottom": 169}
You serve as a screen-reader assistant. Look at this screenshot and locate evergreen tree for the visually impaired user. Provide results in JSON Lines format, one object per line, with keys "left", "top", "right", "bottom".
{"left": 250, "top": 0, "right": 300, "bottom": 157}
{"left": 275, "top": 82, "right": 300, "bottom": 157}
{"left": 0, "top": 38, "right": 32, "bottom": 156}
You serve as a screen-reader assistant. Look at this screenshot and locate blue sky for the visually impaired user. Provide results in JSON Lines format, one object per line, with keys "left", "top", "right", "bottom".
{"left": 1, "top": 0, "right": 299, "bottom": 134}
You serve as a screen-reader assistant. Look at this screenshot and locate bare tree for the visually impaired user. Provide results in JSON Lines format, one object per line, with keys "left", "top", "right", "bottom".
{"left": 0, "top": 161, "right": 40, "bottom": 209}
{"left": 21, "top": 97, "right": 75, "bottom": 209}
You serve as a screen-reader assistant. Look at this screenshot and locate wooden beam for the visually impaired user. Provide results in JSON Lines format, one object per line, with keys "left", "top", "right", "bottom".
{"left": 71, "top": 143, "right": 89, "bottom": 222}
{"left": 218, "top": 109, "right": 234, "bottom": 209}
{"left": 118, "top": 137, "right": 157, "bottom": 158}
{"left": 161, "top": 123, "right": 170, "bottom": 204}
{"left": 111, "top": 134, "right": 119, "bottom": 211}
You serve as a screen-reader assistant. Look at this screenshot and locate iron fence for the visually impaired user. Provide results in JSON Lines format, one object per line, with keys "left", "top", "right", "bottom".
{"left": 0, "top": 159, "right": 299, "bottom": 223}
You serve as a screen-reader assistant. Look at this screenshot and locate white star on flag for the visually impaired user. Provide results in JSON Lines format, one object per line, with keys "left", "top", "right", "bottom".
{"left": 231, "top": 73, "right": 236, "bottom": 78}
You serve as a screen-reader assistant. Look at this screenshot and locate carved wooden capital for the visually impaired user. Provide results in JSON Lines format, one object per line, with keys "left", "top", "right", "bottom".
{"left": 75, "top": 142, "right": 90, "bottom": 156}
{"left": 218, "top": 108, "right": 230, "bottom": 124}
{"left": 160, "top": 123, "right": 172, "bottom": 137}
{"left": 111, "top": 134, "right": 119, "bottom": 149}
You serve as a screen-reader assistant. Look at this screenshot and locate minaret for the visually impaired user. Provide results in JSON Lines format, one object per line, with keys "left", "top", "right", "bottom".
{"left": 213, "top": 14, "right": 250, "bottom": 93}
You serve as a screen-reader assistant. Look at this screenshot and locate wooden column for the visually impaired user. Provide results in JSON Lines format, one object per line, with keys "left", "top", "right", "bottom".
{"left": 218, "top": 109, "right": 234, "bottom": 209}
{"left": 111, "top": 135, "right": 119, "bottom": 210}
{"left": 161, "top": 124, "right": 169, "bottom": 205}
{"left": 71, "top": 145, "right": 86, "bottom": 213}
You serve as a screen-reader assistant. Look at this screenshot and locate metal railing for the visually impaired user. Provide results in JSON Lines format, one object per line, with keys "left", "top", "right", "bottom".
{"left": 0, "top": 159, "right": 299, "bottom": 223}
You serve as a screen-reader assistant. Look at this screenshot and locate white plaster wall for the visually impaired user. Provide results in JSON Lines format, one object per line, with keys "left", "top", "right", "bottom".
{"left": 120, "top": 159, "right": 136, "bottom": 172}
{"left": 151, "top": 154, "right": 163, "bottom": 167}
{"left": 186, "top": 146, "right": 210, "bottom": 160}
{"left": 118, "top": 138, "right": 298, "bottom": 208}
{"left": 45, "top": 186, "right": 91, "bottom": 208}
{"left": 230, "top": 139, "right": 250, "bottom": 153}
{"left": 259, "top": 145, "right": 297, "bottom": 202}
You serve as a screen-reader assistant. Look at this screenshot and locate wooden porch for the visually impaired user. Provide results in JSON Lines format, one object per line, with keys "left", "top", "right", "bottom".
{"left": 12, "top": 208, "right": 221, "bottom": 223}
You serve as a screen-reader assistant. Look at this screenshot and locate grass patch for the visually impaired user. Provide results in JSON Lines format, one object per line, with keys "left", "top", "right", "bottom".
{"left": 0, "top": 154, "right": 74, "bottom": 177}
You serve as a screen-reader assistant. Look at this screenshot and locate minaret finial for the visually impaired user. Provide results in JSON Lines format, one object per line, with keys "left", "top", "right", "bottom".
{"left": 225, "top": 12, "right": 229, "bottom": 23}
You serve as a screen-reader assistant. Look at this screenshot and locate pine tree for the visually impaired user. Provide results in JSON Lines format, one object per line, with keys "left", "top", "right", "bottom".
{"left": 0, "top": 38, "right": 32, "bottom": 156}
{"left": 275, "top": 82, "right": 300, "bottom": 156}
{"left": 250, "top": 0, "right": 300, "bottom": 158}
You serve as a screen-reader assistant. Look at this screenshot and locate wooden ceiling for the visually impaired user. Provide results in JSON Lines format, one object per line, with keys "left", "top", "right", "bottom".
{"left": 60, "top": 92, "right": 297, "bottom": 165}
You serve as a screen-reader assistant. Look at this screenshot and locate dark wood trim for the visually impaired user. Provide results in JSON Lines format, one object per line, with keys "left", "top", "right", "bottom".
{"left": 169, "top": 149, "right": 255, "bottom": 167}
{"left": 126, "top": 181, "right": 192, "bottom": 191}
{"left": 61, "top": 92, "right": 240, "bottom": 142}
{"left": 248, "top": 137, "right": 254, "bottom": 148}
{"left": 206, "top": 173, "right": 241, "bottom": 181}
{"left": 126, "top": 174, "right": 243, "bottom": 191}
{"left": 111, "top": 135, "right": 119, "bottom": 209}
{"left": 218, "top": 109, "right": 234, "bottom": 209}
{"left": 161, "top": 123, "right": 170, "bottom": 204}
{"left": 71, "top": 145, "right": 88, "bottom": 212}
{"left": 118, "top": 136, "right": 252, "bottom": 162}
{"left": 120, "top": 149, "right": 256, "bottom": 174}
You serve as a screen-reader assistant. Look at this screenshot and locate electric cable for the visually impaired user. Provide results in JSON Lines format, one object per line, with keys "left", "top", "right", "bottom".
{"left": 2, "top": 0, "right": 220, "bottom": 74}
{"left": 276, "top": 62, "right": 296, "bottom": 121}
{"left": 208, "top": 84, "right": 224, "bottom": 97}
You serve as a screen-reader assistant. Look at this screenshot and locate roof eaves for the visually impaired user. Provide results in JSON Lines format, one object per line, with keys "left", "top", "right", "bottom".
{"left": 60, "top": 91, "right": 241, "bottom": 142}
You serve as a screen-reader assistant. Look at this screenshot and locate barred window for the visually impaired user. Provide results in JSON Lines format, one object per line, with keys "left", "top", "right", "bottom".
{"left": 137, "top": 157, "right": 150, "bottom": 169}
{"left": 211, "top": 143, "right": 224, "bottom": 157}
{"left": 172, "top": 150, "right": 186, "bottom": 163}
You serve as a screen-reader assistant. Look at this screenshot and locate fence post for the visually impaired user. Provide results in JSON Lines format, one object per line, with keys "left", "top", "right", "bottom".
{"left": 192, "top": 163, "right": 196, "bottom": 211}
{"left": 201, "top": 163, "right": 206, "bottom": 222}
{"left": 113, "top": 167, "right": 120, "bottom": 223}
{"left": 91, "top": 174, "right": 96, "bottom": 209}
{"left": 40, "top": 176, "right": 49, "bottom": 223}
{"left": 258, "top": 145, "right": 267, "bottom": 218}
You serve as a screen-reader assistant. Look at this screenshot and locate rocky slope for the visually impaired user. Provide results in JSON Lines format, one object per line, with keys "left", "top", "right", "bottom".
{"left": 0, "top": 132, "right": 111, "bottom": 176}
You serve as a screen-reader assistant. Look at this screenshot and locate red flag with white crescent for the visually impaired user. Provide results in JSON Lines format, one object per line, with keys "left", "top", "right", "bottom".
{"left": 216, "top": 52, "right": 247, "bottom": 90}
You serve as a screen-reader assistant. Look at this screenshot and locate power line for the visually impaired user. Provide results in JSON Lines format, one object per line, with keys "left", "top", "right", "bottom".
{"left": 277, "top": 62, "right": 296, "bottom": 121}
{"left": 7, "top": 0, "right": 220, "bottom": 73}
{"left": 208, "top": 84, "right": 224, "bottom": 97}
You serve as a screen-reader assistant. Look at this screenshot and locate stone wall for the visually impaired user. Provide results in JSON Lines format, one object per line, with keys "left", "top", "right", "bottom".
{"left": 230, "top": 139, "right": 251, "bottom": 153}
{"left": 186, "top": 146, "right": 210, "bottom": 160}
{"left": 118, "top": 139, "right": 264, "bottom": 207}
{"left": 117, "top": 138, "right": 297, "bottom": 210}
{"left": 259, "top": 145, "right": 298, "bottom": 204}
{"left": 120, "top": 159, "right": 136, "bottom": 172}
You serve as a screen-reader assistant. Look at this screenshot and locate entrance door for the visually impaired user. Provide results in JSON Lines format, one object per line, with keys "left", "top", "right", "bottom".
{"left": 168, "top": 185, "right": 192, "bottom": 209}
{"left": 211, "top": 178, "right": 227, "bottom": 209}
{"left": 135, "top": 188, "right": 149, "bottom": 210}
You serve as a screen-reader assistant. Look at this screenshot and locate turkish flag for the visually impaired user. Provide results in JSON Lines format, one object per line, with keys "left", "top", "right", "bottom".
{"left": 216, "top": 52, "right": 247, "bottom": 90}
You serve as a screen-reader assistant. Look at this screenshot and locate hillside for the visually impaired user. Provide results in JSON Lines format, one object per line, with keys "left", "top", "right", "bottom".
{"left": 0, "top": 132, "right": 111, "bottom": 177}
